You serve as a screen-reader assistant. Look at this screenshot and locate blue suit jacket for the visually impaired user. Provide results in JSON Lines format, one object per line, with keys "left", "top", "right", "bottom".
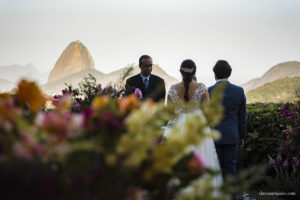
{"left": 208, "top": 81, "right": 247, "bottom": 144}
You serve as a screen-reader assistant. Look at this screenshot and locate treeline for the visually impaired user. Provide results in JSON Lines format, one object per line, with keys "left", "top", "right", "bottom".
{"left": 246, "top": 76, "right": 300, "bottom": 103}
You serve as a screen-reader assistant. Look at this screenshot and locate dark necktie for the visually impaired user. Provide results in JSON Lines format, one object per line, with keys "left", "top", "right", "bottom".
{"left": 144, "top": 78, "right": 149, "bottom": 91}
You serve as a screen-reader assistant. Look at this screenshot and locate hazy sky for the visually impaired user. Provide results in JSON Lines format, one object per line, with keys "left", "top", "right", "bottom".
{"left": 0, "top": 0, "right": 299, "bottom": 85}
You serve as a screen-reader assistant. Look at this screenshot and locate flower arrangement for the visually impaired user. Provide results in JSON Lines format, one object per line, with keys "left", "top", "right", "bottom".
{"left": 0, "top": 78, "right": 263, "bottom": 200}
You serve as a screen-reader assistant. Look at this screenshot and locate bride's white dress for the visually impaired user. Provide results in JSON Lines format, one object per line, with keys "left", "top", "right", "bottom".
{"left": 166, "top": 83, "right": 223, "bottom": 190}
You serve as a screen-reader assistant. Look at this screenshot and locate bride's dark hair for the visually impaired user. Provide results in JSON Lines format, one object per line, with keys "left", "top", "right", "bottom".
{"left": 180, "top": 59, "right": 196, "bottom": 102}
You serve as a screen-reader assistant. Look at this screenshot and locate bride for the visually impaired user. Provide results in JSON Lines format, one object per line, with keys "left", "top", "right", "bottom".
{"left": 165, "top": 59, "right": 223, "bottom": 190}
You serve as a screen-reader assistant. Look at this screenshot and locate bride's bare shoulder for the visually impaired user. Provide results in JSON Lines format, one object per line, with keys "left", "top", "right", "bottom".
{"left": 169, "top": 82, "right": 183, "bottom": 89}
{"left": 196, "top": 82, "right": 207, "bottom": 89}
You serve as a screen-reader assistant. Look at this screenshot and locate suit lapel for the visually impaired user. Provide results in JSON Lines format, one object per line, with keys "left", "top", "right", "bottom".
{"left": 136, "top": 74, "right": 147, "bottom": 95}
{"left": 137, "top": 75, "right": 144, "bottom": 89}
{"left": 148, "top": 75, "right": 155, "bottom": 92}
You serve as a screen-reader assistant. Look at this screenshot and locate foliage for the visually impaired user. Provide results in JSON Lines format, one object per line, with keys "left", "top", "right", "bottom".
{"left": 246, "top": 76, "right": 300, "bottom": 103}
{"left": 54, "top": 67, "right": 134, "bottom": 112}
{"left": 112, "top": 65, "right": 134, "bottom": 93}
{"left": 244, "top": 103, "right": 287, "bottom": 167}
{"left": 244, "top": 99, "right": 300, "bottom": 197}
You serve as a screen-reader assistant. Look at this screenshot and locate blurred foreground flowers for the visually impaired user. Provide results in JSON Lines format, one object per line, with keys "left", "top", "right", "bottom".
{"left": 0, "top": 79, "right": 263, "bottom": 200}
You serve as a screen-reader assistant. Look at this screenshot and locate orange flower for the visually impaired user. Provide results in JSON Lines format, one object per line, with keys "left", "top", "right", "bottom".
{"left": 0, "top": 99, "right": 16, "bottom": 121}
{"left": 119, "top": 95, "right": 140, "bottom": 114}
{"left": 126, "top": 187, "right": 144, "bottom": 200}
{"left": 0, "top": 93, "right": 15, "bottom": 120}
{"left": 16, "top": 80, "right": 46, "bottom": 112}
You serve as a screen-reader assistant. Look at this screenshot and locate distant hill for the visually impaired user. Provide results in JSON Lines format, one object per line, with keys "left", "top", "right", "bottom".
{"left": 48, "top": 40, "right": 95, "bottom": 83}
{"left": 0, "top": 63, "right": 40, "bottom": 83}
{"left": 242, "top": 61, "right": 300, "bottom": 92}
{"left": 246, "top": 76, "right": 300, "bottom": 103}
{"left": 41, "top": 64, "right": 178, "bottom": 95}
{"left": 0, "top": 77, "right": 14, "bottom": 91}
{"left": 41, "top": 69, "right": 105, "bottom": 94}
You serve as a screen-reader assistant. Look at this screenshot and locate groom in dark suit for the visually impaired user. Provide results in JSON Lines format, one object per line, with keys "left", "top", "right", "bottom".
{"left": 125, "top": 55, "right": 166, "bottom": 102}
{"left": 208, "top": 60, "right": 247, "bottom": 178}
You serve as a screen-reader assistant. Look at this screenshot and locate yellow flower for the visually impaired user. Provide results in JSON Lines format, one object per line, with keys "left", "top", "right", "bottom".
{"left": 91, "top": 96, "right": 110, "bottom": 111}
{"left": 57, "top": 95, "right": 72, "bottom": 111}
{"left": 105, "top": 153, "right": 117, "bottom": 166}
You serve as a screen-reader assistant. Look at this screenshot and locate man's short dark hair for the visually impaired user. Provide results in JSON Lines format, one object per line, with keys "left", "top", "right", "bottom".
{"left": 213, "top": 60, "right": 232, "bottom": 79}
{"left": 139, "top": 55, "right": 152, "bottom": 66}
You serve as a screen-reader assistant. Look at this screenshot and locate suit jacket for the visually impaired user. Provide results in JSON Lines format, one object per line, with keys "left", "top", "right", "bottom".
{"left": 125, "top": 74, "right": 166, "bottom": 102}
{"left": 208, "top": 81, "right": 246, "bottom": 144}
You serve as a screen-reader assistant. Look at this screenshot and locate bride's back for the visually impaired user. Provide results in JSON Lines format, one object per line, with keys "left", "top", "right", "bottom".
{"left": 168, "top": 80, "right": 209, "bottom": 103}
{"left": 168, "top": 59, "right": 210, "bottom": 104}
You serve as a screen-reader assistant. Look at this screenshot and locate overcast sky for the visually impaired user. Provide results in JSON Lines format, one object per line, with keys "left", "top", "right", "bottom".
{"left": 0, "top": 0, "right": 299, "bottom": 86}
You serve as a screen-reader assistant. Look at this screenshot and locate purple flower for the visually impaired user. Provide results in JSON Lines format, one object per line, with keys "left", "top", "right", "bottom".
{"left": 281, "top": 103, "right": 297, "bottom": 121}
{"left": 134, "top": 88, "right": 143, "bottom": 99}
{"left": 74, "top": 102, "right": 81, "bottom": 109}
{"left": 275, "top": 155, "right": 283, "bottom": 166}
{"left": 269, "top": 159, "right": 276, "bottom": 166}
{"left": 293, "top": 106, "right": 298, "bottom": 111}
{"left": 62, "top": 88, "right": 71, "bottom": 96}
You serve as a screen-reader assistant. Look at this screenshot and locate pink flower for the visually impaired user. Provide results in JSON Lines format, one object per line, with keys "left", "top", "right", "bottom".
{"left": 187, "top": 150, "right": 206, "bottom": 174}
{"left": 134, "top": 88, "right": 142, "bottom": 99}
{"left": 21, "top": 132, "right": 31, "bottom": 144}
{"left": 96, "top": 112, "right": 123, "bottom": 129}
{"left": 41, "top": 112, "right": 70, "bottom": 142}
{"left": 13, "top": 142, "right": 33, "bottom": 160}
{"left": 83, "top": 107, "right": 94, "bottom": 117}
{"left": 34, "top": 143, "right": 47, "bottom": 156}
{"left": 69, "top": 113, "right": 84, "bottom": 137}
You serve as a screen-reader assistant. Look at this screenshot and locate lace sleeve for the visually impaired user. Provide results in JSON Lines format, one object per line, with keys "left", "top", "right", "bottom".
{"left": 168, "top": 85, "right": 179, "bottom": 103}
{"left": 192, "top": 83, "right": 207, "bottom": 103}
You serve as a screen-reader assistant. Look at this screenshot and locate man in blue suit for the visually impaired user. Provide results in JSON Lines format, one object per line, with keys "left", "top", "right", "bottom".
{"left": 208, "top": 60, "right": 247, "bottom": 178}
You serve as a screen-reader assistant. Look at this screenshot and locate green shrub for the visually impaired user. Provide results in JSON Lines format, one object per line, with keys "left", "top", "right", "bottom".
{"left": 244, "top": 103, "right": 288, "bottom": 167}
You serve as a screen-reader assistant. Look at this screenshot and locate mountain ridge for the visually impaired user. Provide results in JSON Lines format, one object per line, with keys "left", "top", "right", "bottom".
{"left": 242, "top": 61, "right": 300, "bottom": 92}
{"left": 0, "top": 77, "right": 13, "bottom": 91}
{"left": 246, "top": 76, "right": 300, "bottom": 103}
{"left": 0, "top": 63, "right": 40, "bottom": 83}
